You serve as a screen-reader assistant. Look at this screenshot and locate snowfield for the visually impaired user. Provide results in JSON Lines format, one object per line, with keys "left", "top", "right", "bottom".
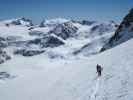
{"left": 0, "top": 37, "right": 133, "bottom": 100}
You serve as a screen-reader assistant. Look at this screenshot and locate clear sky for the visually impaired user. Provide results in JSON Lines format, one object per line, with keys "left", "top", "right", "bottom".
{"left": 0, "top": 0, "right": 132, "bottom": 23}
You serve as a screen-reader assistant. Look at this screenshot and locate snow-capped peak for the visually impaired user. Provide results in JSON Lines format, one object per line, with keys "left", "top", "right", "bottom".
{"left": 0, "top": 18, "right": 33, "bottom": 27}
{"left": 39, "top": 18, "right": 70, "bottom": 27}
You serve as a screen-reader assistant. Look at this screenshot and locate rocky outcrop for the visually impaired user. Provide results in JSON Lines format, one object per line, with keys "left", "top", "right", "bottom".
{"left": 49, "top": 21, "right": 78, "bottom": 40}
{"left": 78, "top": 20, "right": 96, "bottom": 26}
{"left": 0, "top": 49, "right": 11, "bottom": 64}
{"left": 14, "top": 49, "right": 45, "bottom": 56}
{"left": 10, "top": 18, "right": 33, "bottom": 26}
{"left": 28, "top": 35, "right": 65, "bottom": 48}
{"left": 0, "top": 37, "right": 7, "bottom": 48}
{"left": 0, "top": 72, "right": 12, "bottom": 80}
{"left": 101, "top": 8, "right": 133, "bottom": 51}
{"left": 39, "top": 20, "right": 46, "bottom": 27}
{"left": 88, "top": 21, "right": 117, "bottom": 38}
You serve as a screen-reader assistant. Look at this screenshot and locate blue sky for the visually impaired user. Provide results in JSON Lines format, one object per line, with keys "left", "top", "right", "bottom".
{"left": 0, "top": 0, "right": 132, "bottom": 23}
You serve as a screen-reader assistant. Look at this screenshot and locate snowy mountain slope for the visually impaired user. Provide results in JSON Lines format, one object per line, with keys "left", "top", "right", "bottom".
{"left": 0, "top": 35, "right": 133, "bottom": 100}
{"left": 0, "top": 24, "right": 34, "bottom": 40}
{"left": 73, "top": 32, "right": 113, "bottom": 56}
{"left": 69, "top": 21, "right": 116, "bottom": 56}
{"left": 49, "top": 21, "right": 78, "bottom": 40}
{"left": 101, "top": 8, "right": 133, "bottom": 51}
{"left": 0, "top": 18, "right": 33, "bottom": 27}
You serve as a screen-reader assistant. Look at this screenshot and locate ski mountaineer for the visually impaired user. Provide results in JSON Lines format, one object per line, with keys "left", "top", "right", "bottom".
{"left": 96, "top": 64, "right": 103, "bottom": 77}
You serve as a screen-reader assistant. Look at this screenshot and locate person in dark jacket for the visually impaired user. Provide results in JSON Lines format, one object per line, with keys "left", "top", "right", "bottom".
{"left": 96, "top": 64, "right": 103, "bottom": 77}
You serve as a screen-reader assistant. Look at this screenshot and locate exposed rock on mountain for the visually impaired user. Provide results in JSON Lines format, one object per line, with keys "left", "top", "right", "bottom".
{"left": 0, "top": 72, "right": 12, "bottom": 80}
{"left": 101, "top": 8, "right": 133, "bottom": 51}
{"left": 78, "top": 20, "right": 96, "bottom": 26}
{"left": 90, "top": 22, "right": 116, "bottom": 34}
{"left": 14, "top": 49, "right": 45, "bottom": 56}
{"left": 28, "top": 35, "right": 65, "bottom": 48}
{"left": 4, "top": 18, "right": 33, "bottom": 27}
{"left": 0, "top": 49, "right": 11, "bottom": 64}
{"left": 49, "top": 21, "right": 78, "bottom": 39}
{"left": 0, "top": 37, "right": 7, "bottom": 48}
{"left": 39, "top": 20, "right": 46, "bottom": 27}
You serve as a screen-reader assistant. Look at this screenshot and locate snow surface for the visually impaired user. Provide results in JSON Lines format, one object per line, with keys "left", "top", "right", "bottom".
{"left": 0, "top": 25, "right": 34, "bottom": 40}
{"left": 0, "top": 37, "right": 133, "bottom": 100}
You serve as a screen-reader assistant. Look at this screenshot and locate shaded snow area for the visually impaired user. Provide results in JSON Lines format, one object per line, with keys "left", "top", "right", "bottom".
{"left": 0, "top": 37, "right": 133, "bottom": 100}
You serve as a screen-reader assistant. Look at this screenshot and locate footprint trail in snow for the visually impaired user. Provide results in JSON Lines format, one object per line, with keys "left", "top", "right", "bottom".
{"left": 90, "top": 78, "right": 101, "bottom": 100}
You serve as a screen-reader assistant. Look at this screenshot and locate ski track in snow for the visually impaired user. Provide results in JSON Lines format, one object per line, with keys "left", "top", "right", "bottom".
{"left": 89, "top": 78, "right": 99, "bottom": 100}
{"left": 76, "top": 76, "right": 101, "bottom": 100}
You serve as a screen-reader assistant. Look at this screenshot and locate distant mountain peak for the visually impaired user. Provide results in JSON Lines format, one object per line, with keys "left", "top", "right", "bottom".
{"left": 11, "top": 17, "right": 33, "bottom": 26}
{"left": 2, "top": 17, "right": 33, "bottom": 27}
{"left": 39, "top": 18, "right": 69, "bottom": 27}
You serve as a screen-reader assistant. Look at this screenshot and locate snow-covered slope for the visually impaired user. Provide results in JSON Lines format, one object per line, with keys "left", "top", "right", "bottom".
{"left": 101, "top": 8, "right": 133, "bottom": 51}
{"left": 0, "top": 34, "right": 133, "bottom": 100}
{"left": 72, "top": 21, "right": 116, "bottom": 56}
{"left": 0, "top": 18, "right": 33, "bottom": 27}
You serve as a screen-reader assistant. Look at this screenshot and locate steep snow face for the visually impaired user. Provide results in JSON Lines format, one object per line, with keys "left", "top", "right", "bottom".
{"left": 0, "top": 35, "right": 133, "bottom": 100}
{"left": 101, "top": 8, "right": 133, "bottom": 51}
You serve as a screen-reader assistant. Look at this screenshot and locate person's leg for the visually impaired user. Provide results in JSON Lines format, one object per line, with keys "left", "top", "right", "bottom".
{"left": 99, "top": 71, "right": 101, "bottom": 76}
{"left": 98, "top": 71, "right": 101, "bottom": 76}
